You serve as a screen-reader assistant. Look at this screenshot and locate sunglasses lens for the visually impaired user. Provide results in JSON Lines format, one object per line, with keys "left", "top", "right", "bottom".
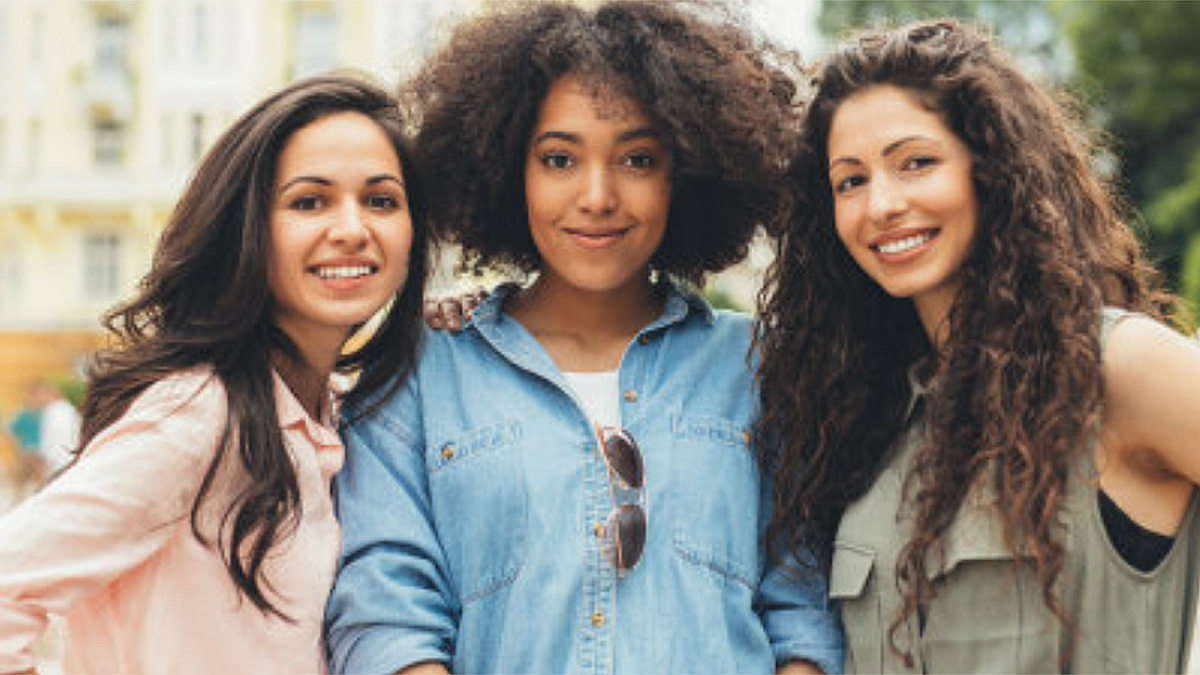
{"left": 602, "top": 429, "right": 644, "bottom": 489}
{"left": 606, "top": 503, "right": 647, "bottom": 572}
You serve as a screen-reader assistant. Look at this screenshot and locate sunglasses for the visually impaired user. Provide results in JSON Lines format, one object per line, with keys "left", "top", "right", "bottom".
{"left": 596, "top": 426, "right": 647, "bottom": 576}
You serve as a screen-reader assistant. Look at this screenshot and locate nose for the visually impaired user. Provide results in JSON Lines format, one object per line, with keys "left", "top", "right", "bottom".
{"left": 577, "top": 164, "right": 617, "bottom": 215}
{"left": 866, "top": 173, "right": 908, "bottom": 225}
{"left": 329, "top": 200, "right": 369, "bottom": 248}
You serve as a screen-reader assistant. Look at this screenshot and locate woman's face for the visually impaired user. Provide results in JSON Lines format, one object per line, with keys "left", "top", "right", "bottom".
{"left": 827, "top": 84, "right": 978, "bottom": 335}
{"left": 523, "top": 75, "right": 672, "bottom": 298}
{"left": 268, "top": 111, "right": 413, "bottom": 355}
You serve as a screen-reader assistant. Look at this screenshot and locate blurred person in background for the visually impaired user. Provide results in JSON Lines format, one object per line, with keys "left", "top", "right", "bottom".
{"left": 30, "top": 381, "right": 79, "bottom": 479}
{"left": 6, "top": 384, "right": 44, "bottom": 499}
{"left": 0, "top": 73, "right": 428, "bottom": 674}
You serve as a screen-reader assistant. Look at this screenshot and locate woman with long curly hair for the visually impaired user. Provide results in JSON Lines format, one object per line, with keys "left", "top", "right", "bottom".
{"left": 756, "top": 19, "right": 1200, "bottom": 673}
{"left": 0, "top": 74, "right": 427, "bottom": 673}
{"left": 324, "top": 2, "right": 842, "bottom": 673}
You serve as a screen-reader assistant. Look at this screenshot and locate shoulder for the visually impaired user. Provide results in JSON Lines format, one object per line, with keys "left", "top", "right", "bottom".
{"left": 1100, "top": 313, "right": 1200, "bottom": 482}
{"left": 1102, "top": 313, "right": 1200, "bottom": 391}
{"left": 111, "top": 366, "right": 229, "bottom": 433}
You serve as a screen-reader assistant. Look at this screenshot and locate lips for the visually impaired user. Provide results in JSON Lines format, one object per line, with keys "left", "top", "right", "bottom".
{"left": 308, "top": 261, "right": 380, "bottom": 287}
{"left": 869, "top": 228, "right": 938, "bottom": 260}
{"left": 564, "top": 226, "right": 631, "bottom": 249}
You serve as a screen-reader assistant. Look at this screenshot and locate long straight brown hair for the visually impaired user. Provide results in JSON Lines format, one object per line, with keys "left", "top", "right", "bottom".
{"left": 77, "top": 73, "right": 428, "bottom": 617}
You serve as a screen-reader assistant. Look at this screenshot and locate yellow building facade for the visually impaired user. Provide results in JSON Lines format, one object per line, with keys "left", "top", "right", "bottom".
{"left": 0, "top": 0, "right": 478, "bottom": 461}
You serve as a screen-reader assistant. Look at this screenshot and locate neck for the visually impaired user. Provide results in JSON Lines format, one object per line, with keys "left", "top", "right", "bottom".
{"left": 507, "top": 272, "right": 663, "bottom": 372}
{"left": 914, "top": 285, "right": 958, "bottom": 352}
{"left": 272, "top": 340, "right": 339, "bottom": 422}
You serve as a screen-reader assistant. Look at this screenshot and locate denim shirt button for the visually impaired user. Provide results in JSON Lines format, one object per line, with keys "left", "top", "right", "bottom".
{"left": 593, "top": 522, "right": 606, "bottom": 539}
{"left": 623, "top": 389, "right": 638, "bottom": 403}
{"left": 591, "top": 611, "right": 605, "bottom": 627}
{"left": 638, "top": 333, "right": 652, "bottom": 345}
{"left": 440, "top": 445, "right": 455, "bottom": 460}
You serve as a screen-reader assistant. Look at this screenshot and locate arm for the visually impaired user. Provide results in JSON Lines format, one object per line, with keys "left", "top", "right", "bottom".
{"left": 756, "top": 436, "right": 844, "bottom": 675}
{"left": 325, "top": 377, "right": 457, "bottom": 674}
{"left": 1100, "top": 316, "right": 1200, "bottom": 523}
{"left": 0, "top": 373, "right": 224, "bottom": 673}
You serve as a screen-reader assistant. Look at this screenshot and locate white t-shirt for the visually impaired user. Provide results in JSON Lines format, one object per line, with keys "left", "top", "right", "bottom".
{"left": 562, "top": 371, "right": 620, "bottom": 429}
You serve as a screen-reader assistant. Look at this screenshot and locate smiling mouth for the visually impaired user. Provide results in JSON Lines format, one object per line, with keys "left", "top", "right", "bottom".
{"left": 313, "top": 265, "right": 377, "bottom": 279}
{"left": 565, "top": 227, "right": 630, "bottom": 248}
{"left": 871, "top": 230, "right": 937, "bottom": 255}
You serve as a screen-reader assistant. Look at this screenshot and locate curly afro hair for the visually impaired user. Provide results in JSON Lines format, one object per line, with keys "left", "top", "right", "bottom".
{"left": 404, "top": 0, "right": 805, "bottom": 284}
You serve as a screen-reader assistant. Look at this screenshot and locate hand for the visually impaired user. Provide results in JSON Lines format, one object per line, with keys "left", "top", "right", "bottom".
{"left": 777, "top": 659, "right": 824, "bottom": 675}
{"left": 423, "top": 288, "right": 487, "bottom": 332}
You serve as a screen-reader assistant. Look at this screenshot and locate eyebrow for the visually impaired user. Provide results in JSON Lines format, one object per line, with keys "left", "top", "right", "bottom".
{"left": 530, "top": 126, "right": 660, "bottom": 146}
{"left": 829, "top": 135, "right": 940, "bottom": 171}
{"left": 277, "top": 174, "right": 403, "bottom": 193}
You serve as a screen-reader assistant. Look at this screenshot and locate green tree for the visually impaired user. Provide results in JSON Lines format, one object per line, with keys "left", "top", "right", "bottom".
{"left": 1065, "top": 1, "right": 1200, "bottom": 316}
{"left": 817, "top": 0, "right": 1065, "bottom": 77}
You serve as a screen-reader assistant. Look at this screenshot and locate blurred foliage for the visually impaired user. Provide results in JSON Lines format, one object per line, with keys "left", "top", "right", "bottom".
{"left": 817, "top": 0, "right": 1067, "bottom": 77}
{"left": 704, "top": 287, "right": 745, "bottom": 313}
{"left": 1064, "top": 1, "right": 1200, "bottom": 316}
{"left": 53, "top": 376, "right": 87, "bottom": 409}
{"left": 815, "top": 0, "right": 1200, "bottom": 317}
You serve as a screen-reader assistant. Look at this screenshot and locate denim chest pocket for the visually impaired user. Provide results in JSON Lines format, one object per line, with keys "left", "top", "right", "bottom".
{"left": 666, "top": 413, "right": 761, "bottom": 589}
{"left": 426, "top": 420, "right": 527, "bottom": 605}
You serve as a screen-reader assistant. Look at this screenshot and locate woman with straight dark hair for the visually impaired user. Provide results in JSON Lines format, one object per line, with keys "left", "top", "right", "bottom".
{"left": 0, "top": 73, "right": 427, "bottom": 673}
{"left": 325, "top": 2, "right": 843, "bottom": 673}
{"left": 757, "top": 19, "right": 1200, "bottom": 672}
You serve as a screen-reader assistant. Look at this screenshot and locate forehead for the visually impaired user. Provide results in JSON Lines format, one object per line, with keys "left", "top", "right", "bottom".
{"left": 534, "top": 75, "right": 652, "bottom": 129}
{"left": 828, "top": 85, "right": 958, "bottom": 154}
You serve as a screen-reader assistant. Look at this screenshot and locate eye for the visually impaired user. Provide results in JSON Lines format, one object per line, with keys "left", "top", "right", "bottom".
{"left": 832, "top": 174, "right": 866, "bottom": 194}
{"left": 290, "top": 195, "right": 323, "bottom": 211}
{"left": 621, "top": 152, "right": 657, "bottom": 171}
{"left": 366, "top": 194, "right": 402, "bottom": 211}
{"left": 902, "top": 155, "right": 938, "bottom": 171}
{"left": 540, "top": 151, "right": 574, "bottom": 170}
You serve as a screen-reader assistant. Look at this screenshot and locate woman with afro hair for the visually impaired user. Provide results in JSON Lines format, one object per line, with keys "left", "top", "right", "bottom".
{"left": 756, "top": 18, "right": 1200, "bottom": 673}
{"left": 324, "top": 1, "right": 843, "bottom": 673}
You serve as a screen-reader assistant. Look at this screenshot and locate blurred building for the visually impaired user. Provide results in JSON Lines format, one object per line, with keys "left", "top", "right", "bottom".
{"left": 0, "top": 0, "right": 477, "bottom": 423}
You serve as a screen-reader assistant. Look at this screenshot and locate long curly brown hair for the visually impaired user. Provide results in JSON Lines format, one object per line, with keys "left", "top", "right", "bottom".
{"left": 403, "top": 0, "right": 804, "bottom": 284}
{"left": 755, "top": 19, "right": 1173, "bottom": 660}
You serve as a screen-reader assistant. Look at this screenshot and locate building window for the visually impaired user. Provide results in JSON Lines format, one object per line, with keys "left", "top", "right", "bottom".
{"left": 0, "top": 238, "right": 21, "bottom": 306}
{"left": 190, "top": 113, "right": 205, "bottom": 163}
{"left": 83, "top": 232, "right": 122, "bottom": 301}
{"left": 161, "top": 113, "right": 173, "bottom": 168}
{"left": 193, "top": 2, "right": 210, "bottom": 63}
{"left": 27, "top": 119, "right": 40, "bottom": 172}
{"left": 294, "top": 7, "right": 337, "bottom": 77}
{"left": 95, "top": 14, "right": 129, "bottom": 74}
{"left": 93, "top": 121, "right": 125, "bottom": 167}
{"left": 29, "top": 7, "right": 44, "bottom": 66}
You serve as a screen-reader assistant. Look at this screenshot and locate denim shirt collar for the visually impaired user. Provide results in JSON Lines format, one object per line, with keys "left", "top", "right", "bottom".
{"left": 464, "top": 279, "right": 715, "bottom": 392}
{"left": 468, "top": 279, "right": 715, "bottom": 334}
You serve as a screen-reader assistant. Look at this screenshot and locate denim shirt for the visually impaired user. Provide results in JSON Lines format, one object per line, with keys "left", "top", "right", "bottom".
{"left": 325, "top": 282, "right": 843, "bottom": 675}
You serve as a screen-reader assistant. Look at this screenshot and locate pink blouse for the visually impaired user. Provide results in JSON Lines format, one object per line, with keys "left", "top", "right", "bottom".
{"left": 0, "top": 368, "right": 344, "bottom": 674}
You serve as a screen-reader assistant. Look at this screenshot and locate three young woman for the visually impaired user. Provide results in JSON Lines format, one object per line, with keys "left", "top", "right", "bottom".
{"left": 0, "top": 74, "right": 427, "bottom": 673}
{"left": 323, "top": 2, "right": 842, "bottom": 673}
{"left": 757, "top": 19, "right": 1200, "bottom": 672}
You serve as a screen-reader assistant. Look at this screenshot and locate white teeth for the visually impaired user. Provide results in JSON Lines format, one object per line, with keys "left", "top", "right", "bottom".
{"left": 316, "top": 265, "right": 374, "bottom": 279}
{"left": 876, "top": 232, "right": 934, "bottom": 255}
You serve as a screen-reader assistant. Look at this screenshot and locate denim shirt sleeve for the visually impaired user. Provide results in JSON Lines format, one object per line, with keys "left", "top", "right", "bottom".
{"left": 324, "top": 375, "right": 456, "bottom": 674}
{"left": 755, "top": 433, "right": 845, "bottom": 674}
{"left": 758, "top": 550, "right": 845, "bottom": 674}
